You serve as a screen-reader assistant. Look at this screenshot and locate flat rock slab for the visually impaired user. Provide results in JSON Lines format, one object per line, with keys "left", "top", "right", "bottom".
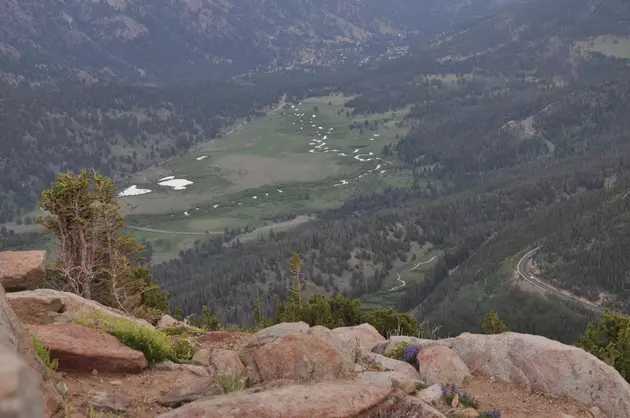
{"left": 156, "top": 378, "right": 221, "bottom": 408}
{"left": 87, "top": 392, "right": 132, "bottom": 414}
{"left": 28, "top": 324, "right": 148, "bottom": 374}
{"left": 157, "top": 380, "right": 391, "bottom": 418}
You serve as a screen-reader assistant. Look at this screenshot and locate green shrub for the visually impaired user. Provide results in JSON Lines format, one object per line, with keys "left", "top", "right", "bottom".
{"left": 73, "top": 311, "right": 190, "bottom": 364}
{"left": 362, "top": 308, "right": 422, "bottom": 338}
{"left": 387, "top": 341, "right": 411, "bottom": 361}
{"left": 216, "top": 375, "right": 245, "bottom": 394}
{"left": 30, "top": 334, "right": 58, "bottom": 376}
{"left": 579, "top": 311, "right": 630, "bottom": 381}
{"left": 482, "top": 310, "right": 507, "bottom": 335}
{"left": 171, "top": 337, "right": 197, "bottom": 362}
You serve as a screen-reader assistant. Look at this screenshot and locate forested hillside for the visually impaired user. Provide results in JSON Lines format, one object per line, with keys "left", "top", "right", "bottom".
{"left": 151, "top": 0, "right": 630, "bottom": 340}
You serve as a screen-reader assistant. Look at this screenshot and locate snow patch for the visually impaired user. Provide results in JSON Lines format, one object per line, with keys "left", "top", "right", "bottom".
{"left": 118, "top": 185, "right": 152, "bottom": 197}
{"left": 158, "top": 178, "right": 194, "bottom": 190}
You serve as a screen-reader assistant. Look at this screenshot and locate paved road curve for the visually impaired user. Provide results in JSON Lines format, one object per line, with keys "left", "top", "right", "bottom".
{"left": 517, "top": 247, "right": 605, "bottom": 313}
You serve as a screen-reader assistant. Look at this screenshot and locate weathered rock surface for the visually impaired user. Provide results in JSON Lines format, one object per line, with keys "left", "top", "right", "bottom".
{"left": 447, "top": 332, "right": 630, "bottom": 418}
{"left": 358, "top": 349, "right": 420, "bottom": 380}
{"left": 209, "top": 349, "right": 247, "bottom": 380}
{"left": 28, "top": 324, "right": 148, "bottom": 374}
{"left": 417, "top": 345, "right": 471, "bottom": 385}
{"left": 87, "top": 392, "right": 132, "bottom": 414}
{"left": 416, "top": 384, "right": 444, "bottom": 405}
{"left": 307, "top": 325, "right": 356, "bottom": 367}
{"left": 156, "top": 378, "right": 221, "bottom": 408}
{"left": 157, "top": 314, "right": 200, "bottom": 331}
{"left": 241, "top": 322, "right": 309, "bottom": 349}
{"left": 391, "top": 396, "right": 447, "bottom": 418}
{"left": 191, "top": 348, "right": 211, "bottom": 366}
{"left": 152, "top": 361, "right": 210, "bottom": 377}
{"left": 157, "top": 380, "right": 391, "bottom": 418}
{"left": 242, "top": 332, "right": 347, "bottom": 383}
{"left": 354, "top": 371, "right": 417, "bottom": 398}
{"left": 372, "top": 336, "right": 453, "bottom": 356}
{"left": 0, "top": 344, "right": 45, "bottom": 418}
{"left": 331, "top": 323, "right": 385, "bottom": 351}
{"left": 7, "top": 289, "right": 152, "bottom": 327}
{"left": 0, "top": 250, "right": 46, "bottom": 292}
{"left": 0, "top": 285, "right": 64, "bottom": 417}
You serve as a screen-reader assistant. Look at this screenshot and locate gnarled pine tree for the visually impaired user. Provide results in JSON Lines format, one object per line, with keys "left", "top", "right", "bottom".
{"left": 38, "top": 170, "right": 168, "bottom": 316}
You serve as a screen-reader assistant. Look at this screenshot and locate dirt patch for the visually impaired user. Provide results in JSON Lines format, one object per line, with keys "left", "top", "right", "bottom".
{"left": 64, "top": 367, "right": 199, "bottom": 417}
{"left": 213, "top": 154, "right": 340, "bottom": 190}
{"left": 457, "top": 376, "right": 590, "bottom": 418}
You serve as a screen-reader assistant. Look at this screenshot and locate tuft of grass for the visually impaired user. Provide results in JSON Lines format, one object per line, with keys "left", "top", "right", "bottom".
{"left": 73, "top": 311, "right": 194, "bottom": 364}
{"left": 30, "top": 333, "right": 58, "bottom": 376}
{"left": 415, "top": 382, "right": 428, "bottom": 390}
{"left": 460, "top": 394, "right": 478, "bottom": 409}
{"left": 216, "top": 375, "right": 245, "bottom": 394}
{"left": 87, "top": 406, "right": 118, "bottom": 418}
{"left": 479, "top": 410, "right": 502, "bottom": 418}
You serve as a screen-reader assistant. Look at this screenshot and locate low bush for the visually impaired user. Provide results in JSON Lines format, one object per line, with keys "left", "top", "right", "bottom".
{"left": 73, "top": 311, "right": 194, "bottom": 364}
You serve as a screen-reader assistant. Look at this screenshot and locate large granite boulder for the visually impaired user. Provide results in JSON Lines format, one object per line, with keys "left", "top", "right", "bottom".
{"left": 0, "top": 250, "right": 46, "bottom": 292}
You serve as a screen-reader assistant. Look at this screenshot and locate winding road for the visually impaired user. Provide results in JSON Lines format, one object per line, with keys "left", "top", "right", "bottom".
{"left": 389, "top": 255, "right": 439, "bottom": 292}
{"left": 517, "top": 248, "right": 604, "bottom": 313}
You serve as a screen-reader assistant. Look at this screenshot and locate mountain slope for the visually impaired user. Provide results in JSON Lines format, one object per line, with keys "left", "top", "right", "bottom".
{"left": 0, "top": 0, "right": 516, "bottom": 86}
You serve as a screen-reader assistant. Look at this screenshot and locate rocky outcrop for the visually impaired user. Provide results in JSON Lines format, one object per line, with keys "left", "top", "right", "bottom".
{"left": 28, "top": 324, "right": 148, "bottom": 374}
{"left": 7, "top": 289, "right": 152, "bottom": 327}
{"left": 0, "top": 344, "right": 45, "bottom": 418}
{"left": 331, "top": 323, "right": 385, "bottom": 351}
{"left": 0, "top": 250, "right": 46, "bottom": 292}
{"left": 0, "top": 284, "right": 64, "bottom": 417}
{"left": 157, "top": 380, "right": 392, "bottom": 418}
{"left": 417, "top": 345, "right": 471, "bottom": 385}
{"left": 445, "top": 332, "right": 630, "bottom": 418}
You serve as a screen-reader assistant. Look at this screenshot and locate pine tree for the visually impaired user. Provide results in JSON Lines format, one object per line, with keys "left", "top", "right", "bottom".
{"left": 482, "top": 310, "right": 507, "bottom": 334}
{"left": 38, "top": 170, "right": 167, "bottom": 316}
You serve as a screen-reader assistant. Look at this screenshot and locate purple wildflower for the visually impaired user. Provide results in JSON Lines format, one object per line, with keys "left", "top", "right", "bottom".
{"left": 403, "top": 345, "right": 419, "bottom": 363}
{"left": 481, "top": 410, "right": 502, "bottom": 418}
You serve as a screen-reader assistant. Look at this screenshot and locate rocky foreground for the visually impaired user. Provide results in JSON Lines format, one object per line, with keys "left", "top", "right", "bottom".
{"left": 1, "top": 251, "right": 628, "bottom": 417}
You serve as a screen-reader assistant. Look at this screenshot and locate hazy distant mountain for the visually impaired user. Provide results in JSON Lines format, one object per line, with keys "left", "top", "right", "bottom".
{"left": 0, "top": 0, "right": 516, "bottom": 87}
